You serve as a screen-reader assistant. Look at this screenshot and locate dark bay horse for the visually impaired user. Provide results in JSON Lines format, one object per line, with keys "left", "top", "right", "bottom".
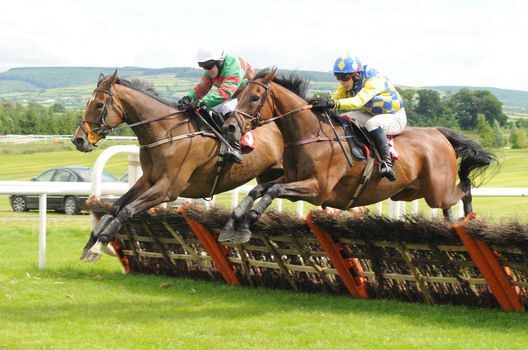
{"left": 220, "top": 68, "right": 495, "bottom": 243}
{"left": 72, "top": 71, "right": 284, "bottom": 259}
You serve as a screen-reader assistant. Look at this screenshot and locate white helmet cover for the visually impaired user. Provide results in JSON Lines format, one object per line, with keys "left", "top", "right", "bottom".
{"left": 197, "top": 47, "right": 225, "bottom": 63}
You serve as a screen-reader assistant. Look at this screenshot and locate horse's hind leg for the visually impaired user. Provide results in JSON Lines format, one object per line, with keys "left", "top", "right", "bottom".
{"left": 442, "top": 208, "right": 455, "bottom": 223}
{"left": 461, "top": 188, "right": 474, "bottom": 217}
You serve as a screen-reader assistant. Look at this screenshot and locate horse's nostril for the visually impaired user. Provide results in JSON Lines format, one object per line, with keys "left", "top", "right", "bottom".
{"left": 73, "top": 137, "right": 85, "bottom": 146}
{"left": 227, "top": 124, "right": 237, "bottom": 133}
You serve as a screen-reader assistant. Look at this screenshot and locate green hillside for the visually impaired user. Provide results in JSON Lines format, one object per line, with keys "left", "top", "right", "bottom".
{"left": 1, "top": 67, "right": 527, "bottom": 112}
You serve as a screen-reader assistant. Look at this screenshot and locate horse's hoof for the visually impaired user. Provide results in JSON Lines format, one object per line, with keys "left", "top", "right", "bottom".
{"left": 82, "top": 241, "right": 103, "bottom": 262}
{"left": 80, "top": 248, "right": 90, "bottom": 260}
{"left": 218, "top": 220, "right": 236, "bottom": 242}
{"left": 231, "top": 228, "right": 252, "bottom": 244}
{"left": 83, "top": 252, "right": 102, "bottom": 262}
{"left": 218, "top": 228, "right": 236, "bottom": 242}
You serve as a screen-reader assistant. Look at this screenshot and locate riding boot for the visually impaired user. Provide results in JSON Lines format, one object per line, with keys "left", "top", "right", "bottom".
{"left": 369, "top": 128, "right": 396, "bottom": 181}
{"left": 225, "top": 138, "right": 243, "bottom": 164}
{"left": 221, "top": 111, "right": 243, "bottom": 164}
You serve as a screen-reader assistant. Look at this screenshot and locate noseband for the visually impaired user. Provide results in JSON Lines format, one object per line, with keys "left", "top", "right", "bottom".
{"left": 233, "top": 80, "right": 274, "bottom": 132}
{"left": 77, "top": 87, "right": 126, "bottom": 140}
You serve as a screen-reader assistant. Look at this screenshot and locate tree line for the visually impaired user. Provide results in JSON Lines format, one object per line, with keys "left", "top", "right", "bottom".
{"left": 1, "top": 87, "right": 527, "bottom": 148}
{"left": 395, "top": 87, "right": 527, "bottom": 148}
{"left": 0, "top": 101, "right": 133, "bottom": 136}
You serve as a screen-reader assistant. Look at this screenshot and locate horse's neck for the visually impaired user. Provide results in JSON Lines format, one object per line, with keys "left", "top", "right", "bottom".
{"left": 116, "top": 85, "right": 192, "bottom": 144}
{"left": 273, "top": 85, "right": 320, "bottom": 142}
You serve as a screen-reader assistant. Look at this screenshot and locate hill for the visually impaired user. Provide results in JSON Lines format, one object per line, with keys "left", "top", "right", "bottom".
{"left": 1, "top": 66, "right": 527, "bottom": 112}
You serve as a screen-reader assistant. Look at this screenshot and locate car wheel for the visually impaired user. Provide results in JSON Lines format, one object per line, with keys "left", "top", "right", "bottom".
{"left": 11, "top": 196, "right": 28, "bottom": 212}
{"left": 64, "top": 196, "right": 80, "bottom": 215}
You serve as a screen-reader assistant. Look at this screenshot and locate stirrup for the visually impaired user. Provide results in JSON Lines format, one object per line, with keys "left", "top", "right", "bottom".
{"left": 224, "top": 149, "right": 243, "bottom": 164}
{"left": 379, "top": 162, "right": 396, "bottom": 181}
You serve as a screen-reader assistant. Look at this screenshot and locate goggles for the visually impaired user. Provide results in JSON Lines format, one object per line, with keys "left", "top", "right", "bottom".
{"left": 334, "top": 73, "right": 355, "bottom": 82}
{"left": 198, "top": 60, "right": 217, "bottom": 70}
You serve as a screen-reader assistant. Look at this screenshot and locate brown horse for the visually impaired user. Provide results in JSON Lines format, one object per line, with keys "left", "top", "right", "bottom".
{"left": 72, "top": 71, "right": 284, "bottom": 259}
{"left": 219, "top": 68, "right": 495, "bottom": 243}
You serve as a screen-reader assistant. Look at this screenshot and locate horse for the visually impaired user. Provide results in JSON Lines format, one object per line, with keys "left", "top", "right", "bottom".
{"left": 72, "top": 71, "right": 284, "bottom": 260}
{"left": 219, "top": 68, "right": 495, "bottom": 243}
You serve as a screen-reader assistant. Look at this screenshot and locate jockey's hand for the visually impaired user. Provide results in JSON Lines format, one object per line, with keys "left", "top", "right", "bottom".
{"left": 181, "top": 98, "right": 204, "bottom": 113}
{"left": 308, "top": 98, "right": 336, "bottom": 110}
{"left": 177, "top": 96, "right": 192, "bottom": 110}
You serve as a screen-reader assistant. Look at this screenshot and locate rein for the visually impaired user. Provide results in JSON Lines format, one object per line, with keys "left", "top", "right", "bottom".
{"left": 82, "top": 85, "right": 211, "bottom": 149}
{"left": 236, "top": 80, "right": 352, "bottom": 165}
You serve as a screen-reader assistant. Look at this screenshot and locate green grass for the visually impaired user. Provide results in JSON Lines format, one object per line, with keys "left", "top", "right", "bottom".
{"left": 0, "top": 141, "right": 131, "bottom": 180}
{"left": 1, "top": 220, "right": 527, "bottom": 349}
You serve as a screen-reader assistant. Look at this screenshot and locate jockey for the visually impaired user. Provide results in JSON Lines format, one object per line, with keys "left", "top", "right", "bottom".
{"left": 308, "top": 55, "right": 407, "bottom": 181}
{"left": 179, "top": 47, "right": 255, "bottom": 163}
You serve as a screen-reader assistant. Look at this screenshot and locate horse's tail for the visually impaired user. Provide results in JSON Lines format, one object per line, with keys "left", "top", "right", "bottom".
{"left": 436, "top": 127, "right": 496, "bottom": 193}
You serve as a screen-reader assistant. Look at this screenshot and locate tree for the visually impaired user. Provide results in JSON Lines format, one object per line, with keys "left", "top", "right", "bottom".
{"left": 492, "top": 120, "right": 505, "bottom": 148}
{"left": 448, "top": 88, "right": 508, "bottom": 130}
{"left": 415, "top": 89, "right": 443, "bottom": 117}
{"left": 476, "top": 113, "right": 494, "bottom": 147}
{"left": 510, "top": 126, "right": 528, "bottom": 149}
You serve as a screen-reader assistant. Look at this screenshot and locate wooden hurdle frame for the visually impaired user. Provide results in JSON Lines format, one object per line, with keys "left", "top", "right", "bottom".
{"left": 104, "top": 204, "right": 526, "bottom": 312}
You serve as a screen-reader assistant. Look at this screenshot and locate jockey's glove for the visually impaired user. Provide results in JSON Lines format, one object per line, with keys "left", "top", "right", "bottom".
{"left": 308, "top": 98, "right": 336, "bottom": 110}
{"left": 179, "top": 97, "right": 204, "bottom": 113}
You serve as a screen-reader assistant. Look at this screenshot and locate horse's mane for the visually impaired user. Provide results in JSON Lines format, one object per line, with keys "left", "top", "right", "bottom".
{"left": 254, "top": 69, "right": 309, "bottom": 100}
{"left": 117, "top": 78, "right": 179, "bottom": 108}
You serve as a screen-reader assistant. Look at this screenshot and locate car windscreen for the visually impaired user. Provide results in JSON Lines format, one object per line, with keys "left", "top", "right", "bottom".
{"left": 74, "top": 168, "right": 117, "bottom": 182}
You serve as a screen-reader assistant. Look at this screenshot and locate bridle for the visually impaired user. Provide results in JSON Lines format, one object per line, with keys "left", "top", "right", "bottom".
{"left": 233, "top": 80, "right": 312, "bottom": 133}
{"left": 76, "top": 87, "right": 127, "bottom": 141}
{"left": 76, "top": 85, "right": 188, "bottom": 147}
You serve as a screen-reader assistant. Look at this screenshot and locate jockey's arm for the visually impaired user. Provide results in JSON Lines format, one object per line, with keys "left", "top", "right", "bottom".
{"left": 202, "top": 57, "right": 244, "bottom": 108}
{"left": 333, "top": 77, "right": 386, "bottom": 111}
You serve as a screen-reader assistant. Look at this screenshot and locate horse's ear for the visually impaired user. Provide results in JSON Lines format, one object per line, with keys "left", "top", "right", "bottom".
{"left": 97, "top": 73, "right": 105, "bottom": 86}
{"left": 108, "top": 70, "right": 118, "bottom": 84}
{"left": 262, "top": 66, "right": 278, "bottom": 84}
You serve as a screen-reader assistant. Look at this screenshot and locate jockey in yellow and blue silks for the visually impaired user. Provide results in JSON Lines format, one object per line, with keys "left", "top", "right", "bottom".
{"left": 308, "top": 55, "right": 407, "bottom": 181}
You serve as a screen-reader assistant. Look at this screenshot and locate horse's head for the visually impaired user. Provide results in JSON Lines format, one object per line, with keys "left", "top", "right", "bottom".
{"left": 223, "top": 68, "right": 278, "bottom": 139}
{"left": 72, "top": 71, "right": 127, "bottom": 152}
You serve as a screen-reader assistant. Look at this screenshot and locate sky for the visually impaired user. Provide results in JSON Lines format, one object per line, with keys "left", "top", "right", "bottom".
{"left": 1, "top": 0, "right": 527, "bottom": 91}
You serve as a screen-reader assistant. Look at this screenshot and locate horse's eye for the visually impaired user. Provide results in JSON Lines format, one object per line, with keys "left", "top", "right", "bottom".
{"left": 95, "top": 103, "right": 104, "bottom": 109}
{"left": 251, "top": 95, "right": 260, "bottom": 102}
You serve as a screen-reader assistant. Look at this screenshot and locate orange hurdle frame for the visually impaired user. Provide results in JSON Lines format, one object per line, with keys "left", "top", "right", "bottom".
{"left": 454, "top": 224, "right": 524, "bottom": 312}
{"left": 306, "top": 213, "right": 368, "bottom": 299}
{"left": 179, "top": 205, "right": 240, "bottom": 285}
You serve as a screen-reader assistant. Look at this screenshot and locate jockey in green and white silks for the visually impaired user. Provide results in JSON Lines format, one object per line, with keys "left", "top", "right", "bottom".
{"left": 309, "top": 55, "right": 407, "bottom": 181}
{"left": 179, "top": 47, "right": 255, "bottom": 163}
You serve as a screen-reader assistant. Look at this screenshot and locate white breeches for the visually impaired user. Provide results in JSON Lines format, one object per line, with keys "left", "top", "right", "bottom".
{"left": 211, "top": 98, "right": 238, "bottom": 116}
{"left": 340, "top": 108, "right": 407, "bottom": 135}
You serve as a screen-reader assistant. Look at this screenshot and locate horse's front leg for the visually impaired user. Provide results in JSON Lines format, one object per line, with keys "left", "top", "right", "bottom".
{"left": 231, "top": 178, "right": 323, "bottom": 244}
{"left": 81, "top": 178, "right": 150, "bottom": 260}
{"left": 83, "top": 179, "right": 173, "bottom": 261}
{"left": 218, "top": 181, "right": 275, "bottom": 242}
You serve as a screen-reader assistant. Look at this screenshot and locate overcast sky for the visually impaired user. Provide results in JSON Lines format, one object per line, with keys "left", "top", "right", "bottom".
{"left": 1, "top": 0, "right": 527, "bottom": 91}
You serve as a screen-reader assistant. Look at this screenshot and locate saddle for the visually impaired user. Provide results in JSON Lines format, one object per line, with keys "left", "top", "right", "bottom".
{"left": 193, "top": 108, "right": 225, "bottom": 134}
{"left": 331, "top": 114, "right": 398, "bottom": 163}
